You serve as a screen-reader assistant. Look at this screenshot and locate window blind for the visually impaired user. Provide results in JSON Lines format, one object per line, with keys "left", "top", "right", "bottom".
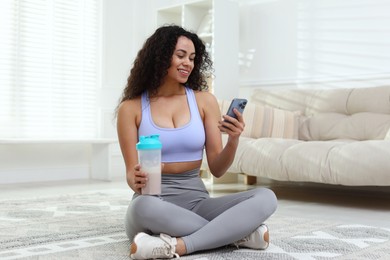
{"left": 0, "top": 0, "right": 100, "bottom": 139}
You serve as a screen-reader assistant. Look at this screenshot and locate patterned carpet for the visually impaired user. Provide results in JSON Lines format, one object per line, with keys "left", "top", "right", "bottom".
{"left": 0, "top": 189, "right": 389, "bottom": 259}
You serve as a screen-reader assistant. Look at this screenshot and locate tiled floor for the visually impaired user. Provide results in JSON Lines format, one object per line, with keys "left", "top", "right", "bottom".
{"left": 1, "top": 176, "right": 390, "bottom": 228}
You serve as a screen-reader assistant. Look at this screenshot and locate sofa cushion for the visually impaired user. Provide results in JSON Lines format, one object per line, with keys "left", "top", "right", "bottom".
{"left": 251, "top": 86, "right": 390, "bottom": 115}
{"left": 250, "top": 86, "right": 390, "bottom": 141}
{"left": 250, "top": 88, "right": 353, "bottom": 115}
{"left": 305, "top": 88, "right": 352, "bottom": 115}
{"left": 236, "top": 138, "right": 390, "bottom": 186}
{"left": 238, "top": 138, "right": 302, "bottom": 180}
{"left": 202, "top": 135, "right": 254, "bottom": 174}
{"left": 251, "top": 88, "right": 310, "bottom": 113}
{"left": 347, "top": 85, "right": 390, "bottom": 114}
{"left": 385, "top": 128, "right": 390, "bottom": 140}
{"left": 218, "top": 100, "right": 300, "bottom": 139}
{"left": 308, "top": 112, "right": 390, "bottom": 140}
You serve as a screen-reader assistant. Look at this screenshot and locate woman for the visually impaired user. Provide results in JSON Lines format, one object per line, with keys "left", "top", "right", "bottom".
{"left": 116, "top": 25, "right": 277, "bottom": 259}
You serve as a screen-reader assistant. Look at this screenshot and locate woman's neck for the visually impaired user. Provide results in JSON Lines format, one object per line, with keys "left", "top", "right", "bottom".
{"left": 154, "top": 84, "right": 185, "bottom": 97}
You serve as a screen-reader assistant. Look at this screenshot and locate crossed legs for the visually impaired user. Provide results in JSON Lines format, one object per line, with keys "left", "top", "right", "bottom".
{"left": 125, "top": 187, "right": 277, "bottom": 255}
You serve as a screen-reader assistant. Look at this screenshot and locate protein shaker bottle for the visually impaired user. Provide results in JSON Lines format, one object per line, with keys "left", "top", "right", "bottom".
{"left": 136, "top": 135, "right": 162, "bottom": 195}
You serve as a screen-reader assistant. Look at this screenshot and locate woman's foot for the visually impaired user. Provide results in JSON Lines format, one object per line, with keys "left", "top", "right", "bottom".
{"left": 130, "top": 232, "right": 180, "bottom": 259}
{"left": 234, "top": 224, "right": 269, "bottom": 250}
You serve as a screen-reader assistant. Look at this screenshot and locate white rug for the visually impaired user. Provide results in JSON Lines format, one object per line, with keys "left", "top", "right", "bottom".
{"left": 0, "top": 189, "right": 389, "bottom": 259}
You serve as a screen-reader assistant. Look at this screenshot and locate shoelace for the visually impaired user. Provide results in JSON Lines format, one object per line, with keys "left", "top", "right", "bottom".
{"left": 151, "top": 246, "right": 170, "bottom": 257}
{"left": 234, "top": 236, "right": 249, "bottom": 249}
{"left": 157, "top": 233, "right": 180, "bottom": 258}
{"left": 238, "top": 236, "right": 250, "bottom": 243}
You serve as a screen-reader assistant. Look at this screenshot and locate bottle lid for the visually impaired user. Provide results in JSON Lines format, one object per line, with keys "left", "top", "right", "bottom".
{"left": 136, "top": 135, "right": 162, "bottom": 150}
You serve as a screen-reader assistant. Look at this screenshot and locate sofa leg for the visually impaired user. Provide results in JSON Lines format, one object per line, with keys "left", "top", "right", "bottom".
{"left": 199, "top": 169, "right": 209, "bottom": 178}
{"left": 244, "top": 175, "right": 257, "bottom": 185}
{"left": 212, "top": 172, "right": 238, "bottom": 184}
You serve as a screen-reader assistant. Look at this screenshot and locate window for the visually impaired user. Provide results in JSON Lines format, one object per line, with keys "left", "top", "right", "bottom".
{"left": 0, "top": 0, "right": 100, "bottom": 139}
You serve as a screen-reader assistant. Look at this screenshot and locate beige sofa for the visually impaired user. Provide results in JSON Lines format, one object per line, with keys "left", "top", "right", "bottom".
{"left": 213, "top": 85, "right": 390, "bottom": 186}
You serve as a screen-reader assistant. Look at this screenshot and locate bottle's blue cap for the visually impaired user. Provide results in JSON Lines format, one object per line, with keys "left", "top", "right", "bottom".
{"left": 136, "top": 135, "right": 162, "bottom": 150}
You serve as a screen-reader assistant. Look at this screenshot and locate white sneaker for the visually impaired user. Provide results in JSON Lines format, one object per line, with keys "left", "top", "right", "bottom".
{"left": 234, "top": 224, "right": 269, "bottom": 250}
{"left": 130, "top": 232, "right": 179, "bottom": 259}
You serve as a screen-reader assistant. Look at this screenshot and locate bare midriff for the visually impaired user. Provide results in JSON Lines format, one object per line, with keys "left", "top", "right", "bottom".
{"left": 162, "top": 160, "right": 202, "bottom": 174}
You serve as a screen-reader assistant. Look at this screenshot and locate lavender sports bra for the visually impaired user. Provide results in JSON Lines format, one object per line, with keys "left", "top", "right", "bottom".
{"left": 139, "top": 87, "right": 205, "bottom": 163}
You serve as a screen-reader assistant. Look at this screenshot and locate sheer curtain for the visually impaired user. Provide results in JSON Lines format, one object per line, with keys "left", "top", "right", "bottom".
{"left": 0, "top": 0, "right": 100, "bottom": 139}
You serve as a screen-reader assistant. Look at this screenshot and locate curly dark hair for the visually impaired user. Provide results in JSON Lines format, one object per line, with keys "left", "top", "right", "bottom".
{"left": 118, "top": 25, "right": 213, "bottom": 103}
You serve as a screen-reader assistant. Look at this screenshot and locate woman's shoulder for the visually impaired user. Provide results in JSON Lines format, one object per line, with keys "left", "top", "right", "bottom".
{"left": 117, "top": 97, "right": 142, "bottom": 117}
{"left": 194, "top": 89, "right": 218, "bottom": 103}
{"left": 193, "top": 90, "right": 220, "bottom": 116}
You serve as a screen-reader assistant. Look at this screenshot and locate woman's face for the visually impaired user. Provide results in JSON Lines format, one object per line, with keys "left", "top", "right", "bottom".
{"left": 166, "top": 36, "right": 195, "bottom": 84}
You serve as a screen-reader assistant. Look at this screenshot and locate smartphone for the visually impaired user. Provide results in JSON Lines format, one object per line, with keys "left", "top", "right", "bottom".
{"left": 225, "top": 98, "right": 247, "bottom": 119}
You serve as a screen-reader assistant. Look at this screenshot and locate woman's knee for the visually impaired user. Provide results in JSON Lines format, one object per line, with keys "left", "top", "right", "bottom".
{"left": 125, "top": 196, "right": 163, "bottom": 239}
{"left": 254, "top": 187, "right": 278, "bottom": 215}
{"left": 131, "top": 195, "right": 164, "bottom": 220}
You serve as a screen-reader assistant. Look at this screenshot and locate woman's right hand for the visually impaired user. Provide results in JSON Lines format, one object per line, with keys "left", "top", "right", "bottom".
{"left": 129, "top": 164, "right": 148, "bottom": 194}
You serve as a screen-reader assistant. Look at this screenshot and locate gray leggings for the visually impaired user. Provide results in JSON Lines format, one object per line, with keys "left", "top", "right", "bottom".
{"left": 125, "top": 168, "right": 277, "bottom": 254}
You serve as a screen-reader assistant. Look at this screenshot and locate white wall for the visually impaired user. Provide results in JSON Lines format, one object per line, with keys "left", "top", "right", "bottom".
{"left": 101, "top": 0, "right": 390, "bottom": 105}
{"left": 100, "top": 0, "right": 151, "bottom": 139}
{"left": 4, "top": 0, "right": 390, "bottom": 184}
{"left": 0, "top": 0, "right": 192, "bottom": 184}
{"left": 98, "top": 0, "right": 178, "bottom": 180}
{"left": 100, "top": 0, "right": 185, "bottom": 139}
{"left": 102, "top": 0, "right": 390, "bottom": 180}
{"left": 0, "top": 144, "right": 91, "bottom": 184}
{"left": 238, "top": 0, "right": 390, "bottom": 97}
{"left": 101, "top": 0, "right": 390, "bottom": 122}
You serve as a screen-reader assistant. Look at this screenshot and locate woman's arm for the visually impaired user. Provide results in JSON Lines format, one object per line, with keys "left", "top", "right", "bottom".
{"left": 197, "top": 92, "right": 245, "bottom": 178}
{"left": 116, "top": 99, "right": 147, "bottom": 193}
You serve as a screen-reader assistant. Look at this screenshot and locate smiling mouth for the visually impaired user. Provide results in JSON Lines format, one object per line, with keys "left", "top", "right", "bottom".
{"left": 178, "top": 69, "right": 190, "bottom": 76}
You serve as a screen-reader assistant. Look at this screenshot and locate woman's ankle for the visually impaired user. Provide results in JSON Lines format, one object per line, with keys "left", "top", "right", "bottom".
{"left": 176, "top": 238, "right": 187, "bottom": 256}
